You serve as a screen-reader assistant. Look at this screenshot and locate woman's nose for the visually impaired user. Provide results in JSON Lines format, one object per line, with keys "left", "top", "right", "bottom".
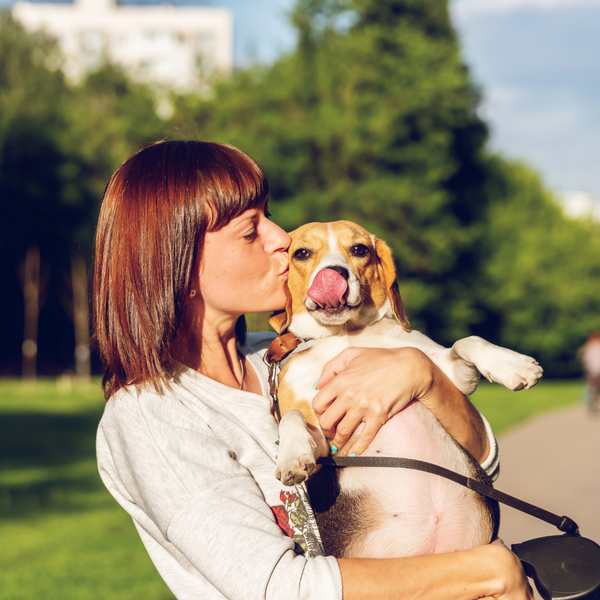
{"left": 266, "top": 220, "right": 291, "bottom": 253}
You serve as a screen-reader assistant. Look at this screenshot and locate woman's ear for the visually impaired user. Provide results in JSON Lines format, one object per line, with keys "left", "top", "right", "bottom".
{"left": 268, "top": 285, "right": 293, "bottom": 334}
{"left": 374, "top": 238, "right": 411, "bottom": 332}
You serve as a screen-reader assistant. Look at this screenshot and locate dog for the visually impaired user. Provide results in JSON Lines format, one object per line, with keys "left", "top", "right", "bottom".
{"left": 267, "top": 220, "right": 543, "bottom": 559}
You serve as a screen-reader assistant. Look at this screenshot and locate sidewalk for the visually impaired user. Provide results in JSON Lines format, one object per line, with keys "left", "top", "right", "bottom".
{"left": 495, "top": 404, "right": 600, "bottom": 597}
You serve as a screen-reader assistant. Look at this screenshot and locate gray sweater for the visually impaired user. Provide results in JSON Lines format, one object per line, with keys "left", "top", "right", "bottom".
{"left": 96, "top": 332, "right": 498, "bottom": 600}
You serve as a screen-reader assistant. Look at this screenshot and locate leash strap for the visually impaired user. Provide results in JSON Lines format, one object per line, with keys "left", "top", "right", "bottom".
{"left": 317, "top": 455, "right": 580, "bottom": 535}
{"left": 264, "top": 333, "right": 301, "bottom": 421}
{"left": 264, "top": 333, "right": 315, "bottom": 422}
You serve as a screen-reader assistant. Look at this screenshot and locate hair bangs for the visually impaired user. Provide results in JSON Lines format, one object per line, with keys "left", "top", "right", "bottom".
{"left": 197, "top": 143, "right": 269, "bottom": 232}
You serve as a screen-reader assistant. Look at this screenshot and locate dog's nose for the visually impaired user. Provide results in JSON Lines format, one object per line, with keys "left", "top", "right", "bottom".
{"left": 327, "top": 266, "right": 349, "bottom": 280}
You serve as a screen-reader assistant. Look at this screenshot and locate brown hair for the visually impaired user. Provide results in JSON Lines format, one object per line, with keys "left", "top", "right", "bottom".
{"left": 92, "top": 141, "right": 269, "bottom": 399}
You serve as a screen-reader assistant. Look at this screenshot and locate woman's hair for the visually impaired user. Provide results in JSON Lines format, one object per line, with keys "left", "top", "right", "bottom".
{"left": 92, "top": 140, "right": 269, "bottom": 400}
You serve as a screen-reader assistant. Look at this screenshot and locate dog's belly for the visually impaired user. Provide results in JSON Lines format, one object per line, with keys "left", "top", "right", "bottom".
{"left": 281, "top": 329, "right": 497, "bottom": 558}
{"left": 308, "top": 401, "right": 497, "bottom": 559}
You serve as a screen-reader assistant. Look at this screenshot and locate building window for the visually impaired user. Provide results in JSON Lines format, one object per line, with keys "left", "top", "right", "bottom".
{"left": 80, "top": 31, "right": 105, "bottom": 70}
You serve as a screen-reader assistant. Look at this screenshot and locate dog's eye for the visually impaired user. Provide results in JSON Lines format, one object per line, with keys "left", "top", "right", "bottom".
{"left": 351, "top": 244, "right": 369, "bottom": 258}
{"left": 293, "top": 248, "right": 312, "bottom": 261}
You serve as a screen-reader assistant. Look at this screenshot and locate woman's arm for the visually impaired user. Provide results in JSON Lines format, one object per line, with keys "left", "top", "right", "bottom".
{"left": 338, "top": 541, "right": 533, "bottom": 600}
{"left": 312, "top": 346, "right": 489, "bottom": 461}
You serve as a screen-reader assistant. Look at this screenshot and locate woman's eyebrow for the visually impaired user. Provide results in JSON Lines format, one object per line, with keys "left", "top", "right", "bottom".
{"left": 232, "top": 210, "right": 260, "bottom": 229}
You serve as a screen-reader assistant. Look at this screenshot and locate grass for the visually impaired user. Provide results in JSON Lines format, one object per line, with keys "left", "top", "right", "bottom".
{"left": 0, "top": 378, "right": 174, "bottom": 600}
{"left": 470, "top": 379, "right": 582, "bottom": 434}
{"left": 0, "top": 375, "right": 584, "bottom": 599}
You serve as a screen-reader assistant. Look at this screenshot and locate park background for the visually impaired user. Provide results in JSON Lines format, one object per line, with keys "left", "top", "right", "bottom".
{"left": 1, "top": 0, "right": 600, "bottom": 598}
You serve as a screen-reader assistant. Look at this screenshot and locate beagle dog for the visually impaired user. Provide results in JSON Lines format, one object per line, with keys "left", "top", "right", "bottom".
{"left": 268, "top": 220, "right": 542, "bottom": 558}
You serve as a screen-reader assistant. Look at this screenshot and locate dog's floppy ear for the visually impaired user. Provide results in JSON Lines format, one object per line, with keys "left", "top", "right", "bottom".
{"left": 268, "top": 283, "right": 294, "bottom": 334}
{"left": 374, "top": 238, "right": 411, "bottom": 332}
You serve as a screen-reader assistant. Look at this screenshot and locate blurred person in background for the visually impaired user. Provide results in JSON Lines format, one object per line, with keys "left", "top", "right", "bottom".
{"left": 580, "top": 331, "right": 600, "bottom": 412}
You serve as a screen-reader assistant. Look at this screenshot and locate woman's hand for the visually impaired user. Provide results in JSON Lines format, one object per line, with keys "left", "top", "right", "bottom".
{"left": 478, "top": 540, "right": 535, "bottom": 600}
{"left": 312, "top": 346, "right": 490, "bottom": 462}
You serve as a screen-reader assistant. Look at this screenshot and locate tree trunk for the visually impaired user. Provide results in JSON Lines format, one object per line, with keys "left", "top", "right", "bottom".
{"left": 22, "top": 245, "right": 40, "bottom": 382}
{"left": 71, "top": 254, "right": 91, "bottom": 383}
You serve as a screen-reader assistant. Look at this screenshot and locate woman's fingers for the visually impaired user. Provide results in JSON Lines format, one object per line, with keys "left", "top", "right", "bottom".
{"left": 315, "top": 347, "right": 364, "bottom": 390}
{"left": 313, "top": 347, "right": 425, "bottom": 452}
{"left": 345, "top": 419, "right": 381, "bottom": 456}
{"left": 312, "top": 379, "right": 349, "bottom": 438}
{"left": 328, "top": 412, "right": 362, "bottom": 451}
{"left": 320, "top": 408, "right": 382, "bottom": 456}
{"left": 487, "top": 540, "right": 536, "bottom": 600}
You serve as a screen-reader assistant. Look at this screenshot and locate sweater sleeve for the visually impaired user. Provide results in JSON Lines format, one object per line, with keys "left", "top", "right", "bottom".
{"left": 97, "top": 390, "right": 342, "bottom": 600}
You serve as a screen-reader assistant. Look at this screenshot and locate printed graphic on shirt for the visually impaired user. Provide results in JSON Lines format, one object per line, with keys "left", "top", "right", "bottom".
{"left": 271, "top": 487, "right": 324, "bottom": 557}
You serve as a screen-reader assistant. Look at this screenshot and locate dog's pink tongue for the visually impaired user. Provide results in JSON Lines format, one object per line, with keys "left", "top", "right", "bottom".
{"left": 307, "top": 269, "right": 348, "bottom": 308}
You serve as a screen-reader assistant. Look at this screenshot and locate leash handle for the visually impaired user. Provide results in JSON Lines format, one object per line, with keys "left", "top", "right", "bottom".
{"left": 317, "top": 455, "right": 580, "bottom": 536}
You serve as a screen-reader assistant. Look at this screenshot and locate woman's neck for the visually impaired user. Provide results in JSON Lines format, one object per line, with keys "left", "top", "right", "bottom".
{"left": 172, "top": 313, "right": 260, "bottom": 392}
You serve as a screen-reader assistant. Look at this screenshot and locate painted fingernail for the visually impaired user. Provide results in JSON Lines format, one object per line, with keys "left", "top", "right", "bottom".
{"left": 350, "top": 453, "right": 356, "bottom": 457}
{"left": 312, "top": 378, "right": 319, "bottom": 389}
{"left": 331, "top": 444, "right": 338, "bottom": 453}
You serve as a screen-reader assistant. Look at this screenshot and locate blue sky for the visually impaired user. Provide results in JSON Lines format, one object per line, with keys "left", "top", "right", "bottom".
{"left": 451, "top": 0, "right": 600, "bottom": 202}
{"left": 225, "top": 0, "right": 600, "bottom": 202}
{"left": 3, "top": 0, "right": 599, "bottom": 201}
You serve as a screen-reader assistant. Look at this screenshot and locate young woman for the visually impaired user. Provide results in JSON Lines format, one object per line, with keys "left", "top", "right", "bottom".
{"left": 93, "top": 140, "right": 532, "bottom": 600}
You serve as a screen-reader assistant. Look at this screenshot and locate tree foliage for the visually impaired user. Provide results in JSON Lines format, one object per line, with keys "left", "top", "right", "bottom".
{"left": 172, "top": 0, "right": 491, "bottom": 342}
{"left": 1, "top": 1, "right": 599, "bottom": 376}
{"left": 477, "top": 158, "right": 600, "bottom": 374}
{"left": 171, "top": 0, "right": 600, "bottom": 372}
{"left": 0, "top": 12, "right": 166, "bottom": 373}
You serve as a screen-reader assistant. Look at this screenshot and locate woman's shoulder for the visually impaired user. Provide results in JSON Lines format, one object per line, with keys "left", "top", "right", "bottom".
{"left": 101, "top": 379, "right": 213, "bottom": 438}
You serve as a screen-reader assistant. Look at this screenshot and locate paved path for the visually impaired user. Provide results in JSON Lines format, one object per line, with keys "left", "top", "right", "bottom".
{"left": 495, "top": 404, "right": 600, "bottom": 597}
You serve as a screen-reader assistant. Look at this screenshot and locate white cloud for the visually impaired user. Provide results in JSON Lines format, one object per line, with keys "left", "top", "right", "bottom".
{"left": 452, "top": 0, "right": 600, "bottom": 17}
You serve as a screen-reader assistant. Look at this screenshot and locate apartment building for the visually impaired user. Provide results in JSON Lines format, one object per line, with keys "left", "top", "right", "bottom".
{"left": 12, "top": 0, "right": 233, "bottom": 92}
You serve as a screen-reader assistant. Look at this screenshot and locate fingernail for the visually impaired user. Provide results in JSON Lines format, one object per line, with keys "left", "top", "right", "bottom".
{"left": 312, "top": 378, "right": 319, "bottom": 389}
{"left": 349, "top": 453, "right": 356, "bottom": 457}
{"left": 331, "top": 444, "right": 337, "bottom": 453}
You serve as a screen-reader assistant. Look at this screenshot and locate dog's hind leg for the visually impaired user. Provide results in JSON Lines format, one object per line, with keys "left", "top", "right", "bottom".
{"left": 449, "top": 336, "right": 543, "bottom": 393}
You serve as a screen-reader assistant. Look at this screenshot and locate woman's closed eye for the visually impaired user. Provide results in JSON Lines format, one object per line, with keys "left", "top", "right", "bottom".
{"left": 243, "top": 228, "right": 258, "bottom": 242}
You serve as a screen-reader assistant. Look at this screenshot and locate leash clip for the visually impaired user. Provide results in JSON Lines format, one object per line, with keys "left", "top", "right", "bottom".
{"left": 266, "top": 359, "right": 282, "bottom": 422}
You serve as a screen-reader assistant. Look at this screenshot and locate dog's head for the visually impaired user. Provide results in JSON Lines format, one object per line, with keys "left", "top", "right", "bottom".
{"left": 269, "top": 221, "right": 410, "bottom": 338}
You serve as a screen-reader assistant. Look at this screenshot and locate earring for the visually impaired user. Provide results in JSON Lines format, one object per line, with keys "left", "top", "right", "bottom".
{"left": 189, "top": 289, "right": 196, "bottom": 298}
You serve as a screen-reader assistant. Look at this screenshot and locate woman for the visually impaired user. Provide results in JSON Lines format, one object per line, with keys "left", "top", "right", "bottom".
{"left": 93, "top": 140, "right": 532, "bottom": 600}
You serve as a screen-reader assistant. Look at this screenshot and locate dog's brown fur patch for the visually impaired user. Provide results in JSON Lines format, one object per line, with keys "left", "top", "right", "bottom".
{"left": 307, "top": 468, "right": 388, "bottom": 558}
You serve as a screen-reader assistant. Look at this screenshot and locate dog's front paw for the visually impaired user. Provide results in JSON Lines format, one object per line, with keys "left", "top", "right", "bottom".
{"left": 483, "top": 350, "right": 543, "bottom": 391}
{"left": 276, "top": 454, "right": 316, "bottom": 486}
{"left": 275, "top": 434, "right": 317, "bottom": 486}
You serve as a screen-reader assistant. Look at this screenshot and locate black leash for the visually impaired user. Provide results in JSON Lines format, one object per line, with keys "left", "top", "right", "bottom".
{"left": 317, "top": 455, "right": 580, "bottom": 536}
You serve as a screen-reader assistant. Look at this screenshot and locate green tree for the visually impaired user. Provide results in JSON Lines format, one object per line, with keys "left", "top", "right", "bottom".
{"left": 171, "top": 0, "right": 600, "bottom": 374}
{"left": 0, "top": 13, "right": 163, "bottom": 262}
{"left": 172, "top": 0, "right": 490, "bottom": 343}
{"left": 0, "top": 12, "right": 167, "bottom": 373}
{"left": 478, "top": 158, "right": 600, "bottom": 374}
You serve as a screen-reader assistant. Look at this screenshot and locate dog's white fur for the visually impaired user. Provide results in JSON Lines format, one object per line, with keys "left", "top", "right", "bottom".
{"left": 270, "top": 220, "right": 542, "bottom": 557}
